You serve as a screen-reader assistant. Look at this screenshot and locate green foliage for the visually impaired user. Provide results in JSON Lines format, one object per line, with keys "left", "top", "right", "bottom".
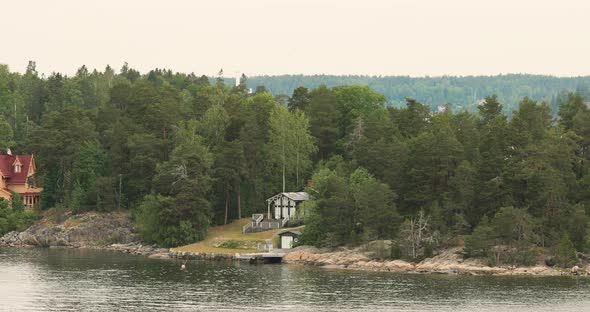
{"left": 300, "top": 166, "right": 400, "bottom": 247}
{"left": 464, "top": 207, "right": 537, "bottom": 266}
{"left": 11, "top": 192, "right": 25, "bottom": 212}
{"left": 490, "top": 207, "right": 534, "bottom": 244}
{"left": 247, "top": 74, "right": 590, "bottom": 114}
{"left": 390, "top": 242, "right": 402, "bottom": 260}
{"left": 135, "top": 120, "right": 213, "bottom": 247}
{"left": 0, "top": 198, "right": 39, "bottom": 236}
{"left": 134, "top": 194, "right": 170, "bottom": 244}
{"left": 554, "top": 234, "right": 578, "bottom": 268}
{"left": 218, "top": 240, "right": 240, "bottom": 249}
{"left": 2, "top": 63, "right": 590, "bottom": 255}
{"left": 0, "top": 115, "right": 14, "bottom": 148}
{"left": 464, "top": 217, "right": 495, "bottom": 258}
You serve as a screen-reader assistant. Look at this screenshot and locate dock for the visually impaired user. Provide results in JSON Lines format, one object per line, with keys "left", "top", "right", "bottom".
{"left": 236, "top": 250, "right": 289, "bottom": 264}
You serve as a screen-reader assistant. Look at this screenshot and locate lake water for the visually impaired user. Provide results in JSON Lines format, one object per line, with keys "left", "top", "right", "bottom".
{"left": 1, "top": 248, "right": 589, "bottom": 311}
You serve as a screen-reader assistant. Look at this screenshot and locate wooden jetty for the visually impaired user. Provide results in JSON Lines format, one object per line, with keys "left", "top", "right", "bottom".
{"left": 236, "top": 250, "right": 289, "bottom": 264}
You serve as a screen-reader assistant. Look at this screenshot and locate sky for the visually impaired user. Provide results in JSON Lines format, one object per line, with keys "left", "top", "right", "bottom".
{"left": 2, "top": 0, "right": 590, "bottom": 77}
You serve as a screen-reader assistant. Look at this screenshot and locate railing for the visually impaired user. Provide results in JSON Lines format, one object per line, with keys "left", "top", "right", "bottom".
{"left": 244, "top": 214, "right": 266, "bottom": 233}
{"left": 242, "top": 222, "right": 253, "bottom": 234}
{"left": 253, "top": 214, "right": 264, "bottom": 226}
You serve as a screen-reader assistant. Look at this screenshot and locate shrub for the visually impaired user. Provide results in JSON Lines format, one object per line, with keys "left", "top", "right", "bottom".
{"left": 11, "top": 192, "right": 25, "bottom": 212}
{"left": 505, "top": 245, "right": 538, "bottom": 266}
{"left": 554, "top": 234, "right": 578, "bottom": 268}
{"left": 0, "top": 199, "right": 40, "bottom": 236}
{"left": 423, "top": 242, "right": 434, "bottom": 259}
{"left": 218, "top": 240, "right": 240, "bottom": 249}
{"left": 390, "top": 243, "right": 402, "bottom": 260}
{"left": 464, "top": 217, "right": 494, "bottom": 258}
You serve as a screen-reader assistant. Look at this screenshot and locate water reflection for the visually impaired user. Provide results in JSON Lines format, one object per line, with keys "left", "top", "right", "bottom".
{"left": 0, "top": 248, "right": 588, "bottom": 311}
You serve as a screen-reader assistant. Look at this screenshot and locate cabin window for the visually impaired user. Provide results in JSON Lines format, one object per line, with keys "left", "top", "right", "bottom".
{"left": 14, "top": 164, "right": 21, "bottom": 173}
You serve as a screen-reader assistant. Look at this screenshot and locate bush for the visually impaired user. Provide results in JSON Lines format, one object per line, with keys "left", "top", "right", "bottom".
{"left": 554, "top": 234, "right": 578, "bottom": 268}
{"left": 505, "top": 244, "right": 538, "bottom": 266}
{"left": 218, "top": 240, "right": 240, "bottom": 249}
{"left": 11, "top": 192, "right": 25, "bottom": 212}
{"left": 135, "top": 194, "right": 201, "bottom": 247}
{"left": 545, "top": 257, "right": 556, "bottom": 267}
{"left": 159, "top": 221, "right": 198, "bottom": 247}
{"left": 0, "top": 199, "right": 40, "bottom": 236}
{"left": 423, "top": 242, "right": 434, "bottom": 259}
{"left": 487, "top": 254, "right": 498, "bottom": 267}
{"left": 464, "top": 217, "right": 494, "bottom": 258}
{"left": 391, "top": 243, "right": 402, "bottom": 260}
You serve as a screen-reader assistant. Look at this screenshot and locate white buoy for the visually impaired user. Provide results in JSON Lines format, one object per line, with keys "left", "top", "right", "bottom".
{"left": 181, "top": 264, "right": 186, "bottom": 270}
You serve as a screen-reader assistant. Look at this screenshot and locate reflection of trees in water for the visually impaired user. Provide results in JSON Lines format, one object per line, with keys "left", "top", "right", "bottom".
{"left": 3, "top": 248, "right": 590, "bottom": 311}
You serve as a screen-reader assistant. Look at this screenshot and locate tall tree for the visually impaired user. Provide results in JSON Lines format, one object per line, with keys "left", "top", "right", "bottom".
{"left": 307, "top": 85, "right": 340, "bottom": 160}
{"left": 288, "top": 86, "right": 310, "bottom": 111}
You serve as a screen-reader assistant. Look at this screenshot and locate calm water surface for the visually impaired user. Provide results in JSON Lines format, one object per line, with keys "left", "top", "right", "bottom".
{"left": 1, "top": 247, "right": 589, "bottom": 311}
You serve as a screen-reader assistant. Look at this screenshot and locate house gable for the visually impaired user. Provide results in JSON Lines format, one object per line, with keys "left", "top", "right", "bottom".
{"left": 0, "top": 151, "right": 42, "bottom": 208}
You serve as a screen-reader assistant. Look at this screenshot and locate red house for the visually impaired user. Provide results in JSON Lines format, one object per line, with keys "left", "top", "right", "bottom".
{"left": 0, "top": 150, "right": 43, "bottom": 208}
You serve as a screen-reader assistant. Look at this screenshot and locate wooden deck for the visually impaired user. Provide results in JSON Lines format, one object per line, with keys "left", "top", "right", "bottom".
{"left": 236, "top": 249, "right": 290, "bottom": 263}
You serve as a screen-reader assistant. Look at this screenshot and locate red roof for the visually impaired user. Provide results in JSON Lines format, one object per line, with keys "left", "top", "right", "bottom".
{"left": 0, "top": 154, "right": 33, "bottom": 184}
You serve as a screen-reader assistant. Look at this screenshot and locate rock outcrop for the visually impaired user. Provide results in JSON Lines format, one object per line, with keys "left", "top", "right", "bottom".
{"left": 1, "top": 210, "right": 139, "bottom": 248}
{"left": 283, "top": 245, "right": 564, "bottom": 276}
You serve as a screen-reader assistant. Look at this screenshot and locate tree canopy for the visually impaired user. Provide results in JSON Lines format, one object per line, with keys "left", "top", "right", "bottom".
{"left": 2, "top": 62, "right": 590, "bottom": 259}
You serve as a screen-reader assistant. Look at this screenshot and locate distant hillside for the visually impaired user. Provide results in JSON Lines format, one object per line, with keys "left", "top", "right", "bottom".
{"left": 246, "top": 74, "right": 590, "bottom": 113}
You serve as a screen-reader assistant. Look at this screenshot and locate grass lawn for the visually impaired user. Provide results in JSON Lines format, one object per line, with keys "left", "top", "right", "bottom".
{"left": 172, "top": 218, "right": 303, "bottom": 254}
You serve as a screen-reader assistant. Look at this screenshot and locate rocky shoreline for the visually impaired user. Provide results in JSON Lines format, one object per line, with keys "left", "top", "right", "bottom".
{"left": 3, "top": 210, "right": 588, "bottom": 276}
{"left": 282, "top": 246, "right": 590, "bottom": 276}
{"left": 1, "top": 231, "right": 170, "bottom": 258}
{"left": 0, "top": 210, "right": 169, "bottom": 258}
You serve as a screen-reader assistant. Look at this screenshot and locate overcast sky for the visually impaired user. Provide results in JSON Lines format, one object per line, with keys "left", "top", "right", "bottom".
{"left": 2, "top": 0, "right": 590, "bottom": 77}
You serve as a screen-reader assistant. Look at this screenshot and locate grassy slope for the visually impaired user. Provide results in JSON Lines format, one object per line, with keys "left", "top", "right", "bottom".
{"left": 173, "top": 218, "right": 303, "bottom": 254}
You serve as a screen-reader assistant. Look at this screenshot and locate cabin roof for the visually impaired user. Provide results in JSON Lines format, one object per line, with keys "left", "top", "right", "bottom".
{"left": 266, "top": 192, "right": 309, "bottom": 202}
{"left": 0, "top": 154, "right": 33, "bottom": 184}
{"left": 278, "top": 230, "right": 302, "bottom": 236}
{"left": 282, "top": 192, "right": 309, "bottom": 201}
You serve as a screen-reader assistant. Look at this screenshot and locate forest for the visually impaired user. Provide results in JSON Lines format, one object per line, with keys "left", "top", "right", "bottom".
{"left": 1, "top": 62, "right": 590, "bottom": 267}
{"left": 248, "top": 74, "right": 590, "bottom": 115}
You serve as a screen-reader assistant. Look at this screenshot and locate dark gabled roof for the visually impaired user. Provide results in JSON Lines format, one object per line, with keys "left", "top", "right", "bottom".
{"left": 0, "top": 154, "right": 34, "bottom": 184}
{"left": 278, "top": 230, "right": 302, "bottom": 236}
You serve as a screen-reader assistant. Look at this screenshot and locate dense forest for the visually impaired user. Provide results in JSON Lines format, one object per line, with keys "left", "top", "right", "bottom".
{"left": 247, "top": 74, "right": 590, "bottom": 115}
{"left": 1, "top": 62, "right": 590, "bottom": 267}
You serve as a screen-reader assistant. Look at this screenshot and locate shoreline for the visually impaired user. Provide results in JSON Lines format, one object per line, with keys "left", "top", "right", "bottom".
{"left": 2, "top": 243, "right": 588, "bottom": 277}
{"left": 0, "top": 241, "right": 171, "bottom": 259}
{"left": 281, "top": 246, "right": 588, "bottom": 277}
{"left": 1, "top": 208, "right": 586, "bottom": 277}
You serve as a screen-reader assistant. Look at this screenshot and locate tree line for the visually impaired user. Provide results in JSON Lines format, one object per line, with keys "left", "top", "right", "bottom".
{"left": 1, "top": 63, "right": 589, "bottom": 267}
{"left": 247, "top": 74, "right": 590, "bottom": 115}
{"left": 299, "top": 91, "right": 590, "bottom": 267}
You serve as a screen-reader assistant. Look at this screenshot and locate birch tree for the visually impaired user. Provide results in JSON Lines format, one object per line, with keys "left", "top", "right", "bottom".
{"left": 269, "top": 104, "right": 316, "bottom": 192}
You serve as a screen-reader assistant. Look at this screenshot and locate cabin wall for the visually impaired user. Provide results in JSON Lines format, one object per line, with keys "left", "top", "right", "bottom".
{"left": 6, "top": 184, "right": 28, "bottom": 193}
{"left": 281, "top": 236, "right": 294, "bottom": 249}
{"left": 273, "top": 196, "right": 300, "bottom": 219}
{"left": 0, "top": 189, "right": 10, "bottom": 202}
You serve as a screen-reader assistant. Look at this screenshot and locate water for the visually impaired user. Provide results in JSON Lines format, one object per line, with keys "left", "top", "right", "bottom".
{"left": 1, "top": 248, "right": 589, "bottom": 311}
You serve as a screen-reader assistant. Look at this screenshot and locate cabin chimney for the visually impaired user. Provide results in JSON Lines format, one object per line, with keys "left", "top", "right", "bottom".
{"left": 306, "top": 180, "right": 314, "bottom": 188}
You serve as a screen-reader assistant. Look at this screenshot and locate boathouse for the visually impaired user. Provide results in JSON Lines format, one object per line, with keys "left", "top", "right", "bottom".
{"left": 278, "top": 230, "right": 301, "bottom": 249}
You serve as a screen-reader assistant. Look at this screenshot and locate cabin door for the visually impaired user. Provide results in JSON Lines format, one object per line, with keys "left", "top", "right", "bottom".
{"left": 281, "top": 236, "right": 294, "bottom": 249}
